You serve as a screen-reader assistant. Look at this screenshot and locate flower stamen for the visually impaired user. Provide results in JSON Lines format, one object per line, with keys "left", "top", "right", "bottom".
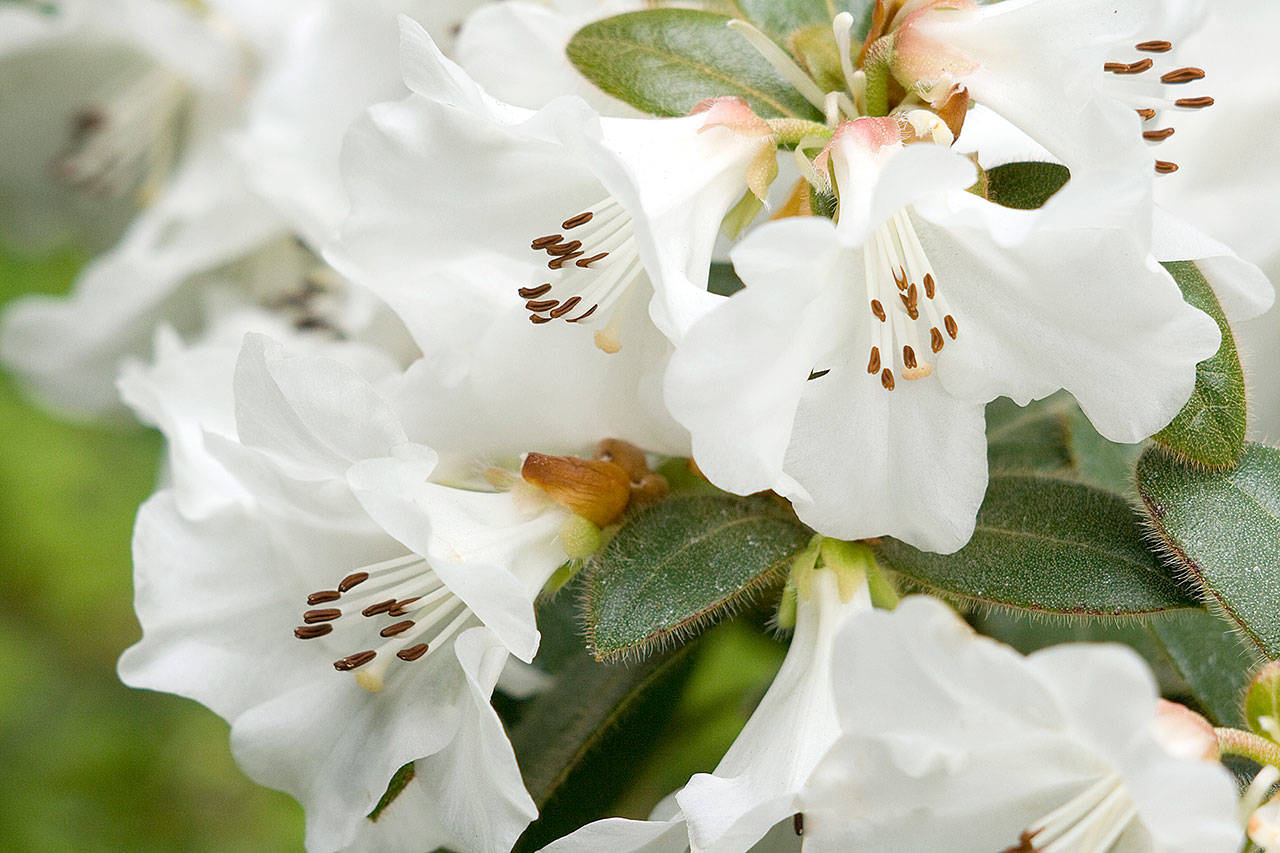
{"left": 1101, "top": 39, "right": 1212, "bottom": 174}
{"left": 1004, "top": 776, "right": 1138, "bottom": 853}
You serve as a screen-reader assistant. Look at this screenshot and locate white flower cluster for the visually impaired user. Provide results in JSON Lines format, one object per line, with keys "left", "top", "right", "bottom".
{"left": 1, "top": 0, "right": 1277, "bottom": 851}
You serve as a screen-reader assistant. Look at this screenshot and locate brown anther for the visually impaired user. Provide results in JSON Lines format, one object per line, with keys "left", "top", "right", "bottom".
{"left": 530, "top": 314, "right": 553, "bottom": 324}
{"left": 944, "top": 314, "right": 958, "bottom": 339}
{"left": 1175, "top": 96, "right": 1214, "bottom": 108}
{"left": 397, "top": 644, "right": 430, "bottom": 662}
{"left": 549, "top": 297, "right": 582, "bottom": 318}
{"left": 303, "top": 608, "right": 341, "bottom": 624}
{"left": 900, "top": 292, "right": 919, "bottom": 320}
{"left": 294, "top": 624, "right": 334, "bottom": 640}
{"left": 1136, "top": 40, "right": 1173, "bottom": 52}
{"left": 903, "top": 345, "right": 918, "bottom": 369}
{"left": 518, "top": 283, "right": 552, "bottom": 299}
{"left": 362, "top": 599, "right": 397, "bottom": 617}
{"left": 933, "top": 86, "right": 971, "bottom": 141}
{"left": 562, "top": 211, "right": 594, "bottom": 229}
{"left": 334, "top": 650, "right": 377, "bottom": 671}
{"left": 930, "top": 327, "right": 945, "bottom": 353}
{"left": 867, "top": 346, "right": 882, "bottom": 374}
{"left": 1161, "top": 67, "right": 1205, "bottom": 84}
{"left": 923, "top": 273, "right": 936, "bottom": 299}
{"left": 893, "top": 266, "right": 909, "bottom": 291}
{"left": 1136, "top": 108, "right": 1157, "bottom": 120}
{"left": 548, "top": 251, "right": 584, "bottom": 270}
{"left": 907, "top": 283, "right": 918, "bottom": 308}
{"left": 545, "top": 240, "right": 583, "bottom": 256}
{"left": 387, "top": 597, "right": 421, "bottom": 617}
{"left": 567, "top": 304, "right": 598, "bottom": 323}
{"left": 793, "top": 813, "right": 804, "bottom": 837}
{"left": 576, "top": 252, "right": 609, "bottom": 268}
{"left": 881, "top": 368, "right": 896, "bottom": 391}
{"left": 870, "top": 299, "right": 887, "bottom": 322}
{"left": 1155, "top": 160, "right": 1180, "bottom": 173}
{"left": 521, "top": 453, "right": 632, "bottom": 527}
{"left": 525, "top": 299, "right": 559, "bottom": 313}
{"left": 307, "top": 590, "right": 341, "bottom": 605}
{"left": 1143, "top": 128, "right": 1175, "bottom": 141}
{"left": 1108, "top": 59, "right": 1153, "bottom": 74}
{"left": 380, "top": 621, "right": 416, "bottom": 638}
{"left": 338, "top": 572, "right": 369, "bottom": 592}
{"left": 531, "top": 235, "right": 562, "bottom": 250}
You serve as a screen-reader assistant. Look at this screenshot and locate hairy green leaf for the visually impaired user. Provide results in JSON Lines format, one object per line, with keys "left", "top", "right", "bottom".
{"left": 1153, "top": 261, "right": 1246, "bottom": 469}
{"left": 584, "top": 495, "right": 811, "bottom": 661}
{"left": 985, "top": 395, "right": 1073, "bottom": 474}
{"left": 567, "top": 10, "right": 824, "bottom": 119}
{"left": 510, "top": 645, "right": 697, "bottom": 852}
{"left": 1147, "top": 609, "right": 1255, "bottom": 728}
{"left": 877, "top": 473, "right": 1196, "bottom": 616}
{"left": 1138, "top": 443, "right": 1280, "bottom": 659}
{"left": 734, "top": 0, "right": 875, "bottom": 42}
{"left": 983, "top": 162, "right": 1070, "bottom": 210}
{"left": 1246, "top": 662, "right": 1280, "bottom": 743}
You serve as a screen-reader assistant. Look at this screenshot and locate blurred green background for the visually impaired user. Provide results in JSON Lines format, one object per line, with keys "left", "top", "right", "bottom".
{"left": 0, "top": 251, "right": 305, "bottom": 851}
{"left": 0, "top": 253, "right": 784, "bottom": 851}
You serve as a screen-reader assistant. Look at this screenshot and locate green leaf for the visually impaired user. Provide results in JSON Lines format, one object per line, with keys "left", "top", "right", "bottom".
{"left": 510, "top": 644, "right": 697, "bottom": 852}
{"left": 708, "top": 261, "right": 746, "bottom": 297}
{"left": 734, "top": 0, "right": 876, "bottom": 42}
{"left": 584, "top": 495, "right": 811, "bottom": 661}
{"left": 983, "top": 162, "right": 1070, "bottom": 210}
{"left": 876, "top": 473, "right": 1196, "bottom": 616}
{"left": 985, "top": 395, "right": 1073, "bottom": 474}
{"left": 1064, "top": 406, "right": 1144, "bottom": 495}
{"left": 1153, "top": 261, "right": 1246, "bottom": 469}
{"left": 1147, "top": 608, "right": 1255, "bottom": 728}
{"left": 566, "top": 10, "right": 824, "bottom": 120}
{"left": 1137, "top": 443, "right": 1280, "bottom": 659}
{"left": 1246, "top": 661, "right": 1280, "bottom": 743}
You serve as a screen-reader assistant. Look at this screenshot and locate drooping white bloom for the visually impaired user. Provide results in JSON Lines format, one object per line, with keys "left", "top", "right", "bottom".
{"left": 799, "top": 596, "right": 1242, "bottom": 853}
{"left": 543, "top": 557, "right": 871, "bottom": 853}
{"left": 887, "top": 0, "right": 1216, "bottom": 174}
{"left": 328, "top": 19, "right": 776, "bottom": 456}
{"left": 119, "top": 334, "right": 614, "bottom": 851}
{"left": 665, "top": 118, "right": 1219, "bottom": 552}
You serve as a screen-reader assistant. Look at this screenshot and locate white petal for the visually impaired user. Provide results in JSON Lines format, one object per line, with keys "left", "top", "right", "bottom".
{"left": 346, "top": 628, "right": 536, "bottom": 853}
{"left": 916, "top": 177, "right": 1221, "bottom": 443}
{"left": 232, "top": 334, "right": 408, "bottom": 478}
{"left": 1152, "top": 208, "right": 1274, "bottom": 322}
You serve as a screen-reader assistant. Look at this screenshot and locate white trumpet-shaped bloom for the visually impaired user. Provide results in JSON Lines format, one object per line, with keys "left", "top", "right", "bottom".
{"left": 118, "top": 334, "right": 591, "bottom": 851}
{"left": 890, "top": 0, "right": 1214, "bottom": 174}
{"left": 799, "top": 596, "right": 1241, "bottom": 853}
{"left": 665, "top": 120, "right": 1220, "bottom": 552}
{"left": 543, "top": 565, "right": 872, "bottom": 853}
{"left": 328, "top": 19, "right": 782, "bottom": 458}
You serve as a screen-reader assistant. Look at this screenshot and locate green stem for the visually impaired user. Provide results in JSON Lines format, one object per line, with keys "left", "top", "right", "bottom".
{"left": 765, "top": 118, "right": 833, "bottom": 148}
{"left": 1217, "top": 727, "right": 1280, "bottom": 768}
{"left": 862, "top": 36, "right": 895, "bottom": 117}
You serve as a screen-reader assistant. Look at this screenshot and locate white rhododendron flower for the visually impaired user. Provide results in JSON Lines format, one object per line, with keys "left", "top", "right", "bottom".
{"left": 886, "top": 0, "right": 1217, "bottom": 174}
{"left": 544, "top": 552, "right": 872, "bottom": 853}
{"left": 119, "top": 333, "right": 668, "bottom": 851}
{"left": 666, "top": 118, "right": 1219, "bottom": 552}
{"left": 799, "top": 596, "right": 1241, "bottom": 853}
